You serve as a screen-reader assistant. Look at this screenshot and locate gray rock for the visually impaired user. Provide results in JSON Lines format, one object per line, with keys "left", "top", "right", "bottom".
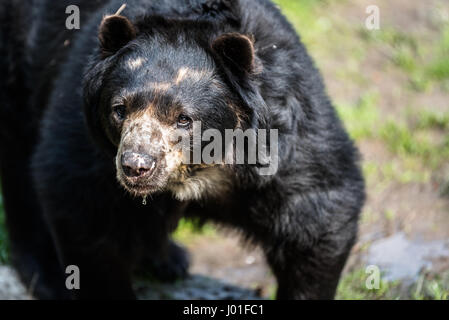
{"left": 0, "top": 265, "right": 262, "bottom": 300}
{"left": 366, "top": 232, "right": 449, "bottom": 282}
{"left": 0, "top": 266, "right": 31, "bottom": 300}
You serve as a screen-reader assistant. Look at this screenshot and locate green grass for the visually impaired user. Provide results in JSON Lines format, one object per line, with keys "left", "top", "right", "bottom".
{"left": 382, "top": 161, "right": 430, "bottom": 184}
{"left": 380, "top": 122, "right": 429, "bottom": 157}
{"left": 416, "top": 110, "right": 449, "bottom": 131}
{"left": 426, "top": 25, "right": 449, "bottom": 82}
{"left": 412, "top": 272, "right": 449, "bottom": 300}
{"left": 336, "top": 268, "right": 400, "bottom": 300}
{"left": 336, "top": 91, "right": 379, "bottom": 140}
{"left": 361, "top": 23, "right": 449, "bottom": 91}
{"left": 173, "top": 218, "right": 217, "bottom": 244}
{"left": 337, "top": 268, "right": 449, "bottom": 300}
{"left": 274, "top": 0, "right": 327, "bottom": 41}
{"left": 379, "top": 120, "right": 449, "bottom": 168}
{"left": 268, "top": 267, "right": 449, "bottom": 300}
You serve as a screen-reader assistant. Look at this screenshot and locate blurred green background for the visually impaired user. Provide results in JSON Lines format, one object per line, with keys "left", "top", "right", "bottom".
{"left": 1, "top": 0, "right": 448, "bottom": 299}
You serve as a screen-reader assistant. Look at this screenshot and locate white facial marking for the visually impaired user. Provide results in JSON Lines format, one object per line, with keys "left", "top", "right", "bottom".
{"left": 127, "top": 57, "right": 146, "bottom": 71}
{"left": 175, "top": 67, "right": 211, "bottom": 85}
{"left": 147, "top": 82, "right": 171, "bottom": 92}
{"left": 175, "top": 67, "right": 189, "bottom": 85}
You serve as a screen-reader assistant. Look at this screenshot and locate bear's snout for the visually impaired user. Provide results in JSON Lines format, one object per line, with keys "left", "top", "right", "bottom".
{"left": 121, "top": 151, "right": 156, "bottom": 178}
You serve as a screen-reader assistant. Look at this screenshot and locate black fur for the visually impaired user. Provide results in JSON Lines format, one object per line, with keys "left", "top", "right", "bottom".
{"left": 0, "top": 0, "right": 365, "bottom": 299}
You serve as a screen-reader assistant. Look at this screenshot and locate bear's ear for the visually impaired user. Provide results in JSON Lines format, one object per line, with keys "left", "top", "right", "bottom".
{"left": 99, "top": 15, "right": 136, "bottom": 57}
{"left": 211, "top": 33, "right": 255, "bottom": 75}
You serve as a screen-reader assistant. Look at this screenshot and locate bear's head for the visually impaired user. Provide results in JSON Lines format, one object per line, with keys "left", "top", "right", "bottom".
{"left": 83, "top": 13, "right": 266, "bottom": 201}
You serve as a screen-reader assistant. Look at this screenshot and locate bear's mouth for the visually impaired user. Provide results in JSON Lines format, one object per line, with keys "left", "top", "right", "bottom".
{"left": 120, "top": 179, "right": 162, "bottom": 197}
{"left": 117, "top": 162, "right": 225, "bottom": 199}
{"left": 117, "top": 168, "right": 166, "bottom": 197}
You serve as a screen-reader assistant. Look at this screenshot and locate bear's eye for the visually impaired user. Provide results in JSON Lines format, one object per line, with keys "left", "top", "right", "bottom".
{"left": 177, "top": 114, "right": 192, "bottom": 128}
{"left": 113, "top": 105, "right": 127, "bottom": 121}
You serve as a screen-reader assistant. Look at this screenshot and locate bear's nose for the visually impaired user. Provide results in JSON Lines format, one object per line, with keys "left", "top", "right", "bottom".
{"left": 121, "top": 152, "right": 156, "bottom": 178}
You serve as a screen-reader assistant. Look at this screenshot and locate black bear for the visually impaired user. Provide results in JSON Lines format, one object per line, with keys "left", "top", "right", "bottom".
{"left": 0, "top": 0, "right": 365, "bottom": 299}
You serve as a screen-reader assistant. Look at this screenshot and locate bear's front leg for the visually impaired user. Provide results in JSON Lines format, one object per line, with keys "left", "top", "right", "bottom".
{"left": 47, "top": 218, "right": 136, "bottom": 300}
{"left": 250, "top": 189, "right": 361, "bottom": 300}
{"left": 265, "top": 232, "right": 355, "bottom": 300}
{"left": 136, "top": 239, "right": 190, "bottom": 282}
